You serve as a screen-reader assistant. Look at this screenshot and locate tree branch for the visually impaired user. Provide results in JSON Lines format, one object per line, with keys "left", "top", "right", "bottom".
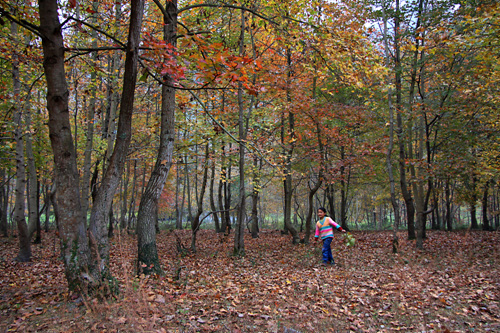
{"left": 0, "top": 6, "right": 42, "bottom": 38}
{"left": 69, "top": 16, "right": 126, "bottom": 48}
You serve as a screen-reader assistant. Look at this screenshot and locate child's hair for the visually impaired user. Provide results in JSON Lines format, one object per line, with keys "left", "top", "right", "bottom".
{"left": 318, "top": 207, "right": 327, "bottom": 214}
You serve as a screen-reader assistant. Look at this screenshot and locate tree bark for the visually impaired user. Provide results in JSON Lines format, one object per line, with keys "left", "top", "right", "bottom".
{"left": 136, "top": 0, "right": 177, "bottom": 275}
{"left": 209, "top": 156, "right": 221, "bottom": 233}
{"left": 382, "top": 3, "right": 401, "bottom": 252}
{"left": 11, "top": 20, "right": 31, "bottom": 262}
{"left": 325, "top": 184, "right": 336, "bottom": 221}
{"left": 38, "top": 0, "right": 91, "bottom": 289}
{"left": 25, "top": 94, "right": 40, "bottom": 243}
{"left": 127, "top": 160, "right": 138, "bottom": 231}
{"left": 393, "top": 0, "right": 416, "bottom": 240}
{"left": 282, "top": 47, "right": 299, "bottom": 244}
{"left": 0, "top": 169, "right": 8, "bottom": 237}
{"left": 234, "top": 8, "right": 247, "bottom": 256}
{"left": 191, "top": 143, "right": 210, "bottom": 252}
{"left": 250, "top": 156, "right": 261, "bottom": 239}
{"left": 482, "top": 180, "right": 490, "bottom": 231}
{"left": 87, "top": 0, "right": 145, "bottom": 289}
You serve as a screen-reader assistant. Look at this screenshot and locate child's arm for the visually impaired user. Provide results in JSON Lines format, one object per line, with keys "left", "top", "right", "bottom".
{"left": 314, "top": 224, "right": 320, "bottom": 241}
{"left": 328, "top": 217, "right": 346, "bottom": 233}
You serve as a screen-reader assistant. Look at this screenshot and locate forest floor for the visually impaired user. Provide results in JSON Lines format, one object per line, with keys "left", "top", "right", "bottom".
{"left": 0, "top": 229, "right": 498, "bottom": 332}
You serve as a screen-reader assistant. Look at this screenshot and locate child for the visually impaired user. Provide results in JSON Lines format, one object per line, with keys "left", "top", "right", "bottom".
{"left": 314, "top": 207, "right": 346, "bottom": 265}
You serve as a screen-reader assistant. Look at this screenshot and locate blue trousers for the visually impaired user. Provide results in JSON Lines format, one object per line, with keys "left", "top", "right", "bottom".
{"left": 322, "top": 237, "right": 334, "bottom": 264}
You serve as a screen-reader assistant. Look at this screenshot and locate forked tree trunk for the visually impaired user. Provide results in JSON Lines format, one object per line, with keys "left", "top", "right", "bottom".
{"left": 38, "top": 0, "right": 144, "bottom": 293}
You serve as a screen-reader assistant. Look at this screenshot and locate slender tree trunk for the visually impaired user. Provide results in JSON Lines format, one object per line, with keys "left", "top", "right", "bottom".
{"left": 120, "top": 164, "right": 129, "bottom": 230}
{"left": 0, "top": 169, "right": 8, "bottom": 237}
{"left": 445, "top": 178, "right": 453, "bottom": 231}
{"left": 127, "top": 160, "right": 138, "bottom": 231}
{"left": 191, "top": 143, "right": 209, "bottom": 252}
{"left": 413, "top": 115, "right": 426, "bottom": 249}
{"left": 250, "top": 156, "right": 261, "bottom": 238}
{"left": 382, "top": 3, "right": 401, "bottom": 252}
{"left": 210, "top": 156, "right": 221, "bottom": 233}
{"left": 470, "top": 174, "right": 479, "bottom": 229}
{"left": 11, "top": 20, "right": 31, "bottom": 262}
{"left": 234, "top": 9, "right": 247, "bottom": 256}
{"left": 80, "top": 1, "right": 99, "bottom": 222}
{"left": 87, "top": 0, "right": 145, "bottom": 289}
{"left": 136, "top": 0, "right": 176, "bottom": 275}
{"left": 482, "top": 180, "right": 490, "bottom": 230}
{"left": 175, "top": 161, "right": 183, "bottom": 229}
{"left": 282, "top": 47, "right": 299, "bottom": 244}
{"left": 44, "top": 184, "right": 51, "bottom": 232}
{"left": 325, "top": 184, "right": 336, "bottom": 221}
{"left": 185, "top": 156, "right": 193, "bottom": 225}
{"left": 494, "top": 185, "right": 499, "bottom": 229}
{"left": 305, "top": 176, "right": 322, "bottom": 244}
{"left": 25, "top": 94, "right": 40, "bottom": 242}
{"left": 339, "top": 146, "right": 350, "bottom": 230}
{"left": 218, "top": 148, "right": 226, "bottom": 233}
{"left": 393, "top": 0, "right": 416, "bottom": 240}
{"left": 102, "top": 4, "right": 122, "bottom": 172}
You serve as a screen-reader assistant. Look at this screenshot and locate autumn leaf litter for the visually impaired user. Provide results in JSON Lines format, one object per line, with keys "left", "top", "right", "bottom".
{"left": 0, "top": 230, "right": 498, "bottom": 332}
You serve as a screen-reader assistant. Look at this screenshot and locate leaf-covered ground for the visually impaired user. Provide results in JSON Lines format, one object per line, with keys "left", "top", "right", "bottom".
{"left": 0, "top": 229, "right": 498, "bottom": 332}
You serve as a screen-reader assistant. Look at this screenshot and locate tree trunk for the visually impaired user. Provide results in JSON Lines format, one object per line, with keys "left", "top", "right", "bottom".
{"left": 282, "top": 47, "right": 299, "bottom": 244}
{"left": 445, "top": 178, "right": 453, "bottom": 231}
{"left": 191, "top": 143, "right": 209, "bottom": 252}
{"left": 127, "top": 160, "right": 138, "bottom": 231}
{"left": 381, "top": 3, "right": 401, "bottom": 252}
{"left": 38, "top": 0, "right": 92, "bottom": 289}
{"left": 482, "top": 180, "right": 490, "bottom": 230}
{"left": 81, "top": 2, "right": 100, "bottom": 222}
{"left": 175, "top": 160, "right": 183, "bottom": 229}
{"left": 339, "top": 146, "right": 350, "bottom": 230}
{"left": 234, "top": 9, "right": 247, "bottom": 256}
{"left": 250, "top": 156, "right": 261, "bottom": 239}
{"left": 218, "top": 148, "right": 226, "bottom": 233}
{"left": 325, "top": 184, "right": 336, "bottom": 221}
{"left": 304, "top": 176, "right": 322, "bottom": 244}
{"left": 120, "top": 165, "right": 129, "bottom": 230}
{"left": 210, "top": 157, "right": 221, "bottom": 233}
{"left": 11, "top": 20, "right": 31, "bottom": 262}
{"left": 23, "top": 92, "right": 39, "bottom": 243}
{"left": 136, "top": 0, "right": 176, "bottom": 275}
{"left": 0, "top": 169, "right": 8, "bottom": 237}
{"left": 87, "top": 0, "right": 145, "bottom": 291}
{"left": 185, "top": 156, "right": 193, "bottom": 225}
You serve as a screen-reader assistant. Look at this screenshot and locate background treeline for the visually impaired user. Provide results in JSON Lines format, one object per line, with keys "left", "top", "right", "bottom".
{"left": 0, "top": 0, "right": 498, "bottom": 292}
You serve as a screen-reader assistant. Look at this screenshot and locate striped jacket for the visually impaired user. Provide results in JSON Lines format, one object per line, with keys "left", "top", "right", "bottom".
{"left": 315, "top": 217, "right": 344, "bottom": 240}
